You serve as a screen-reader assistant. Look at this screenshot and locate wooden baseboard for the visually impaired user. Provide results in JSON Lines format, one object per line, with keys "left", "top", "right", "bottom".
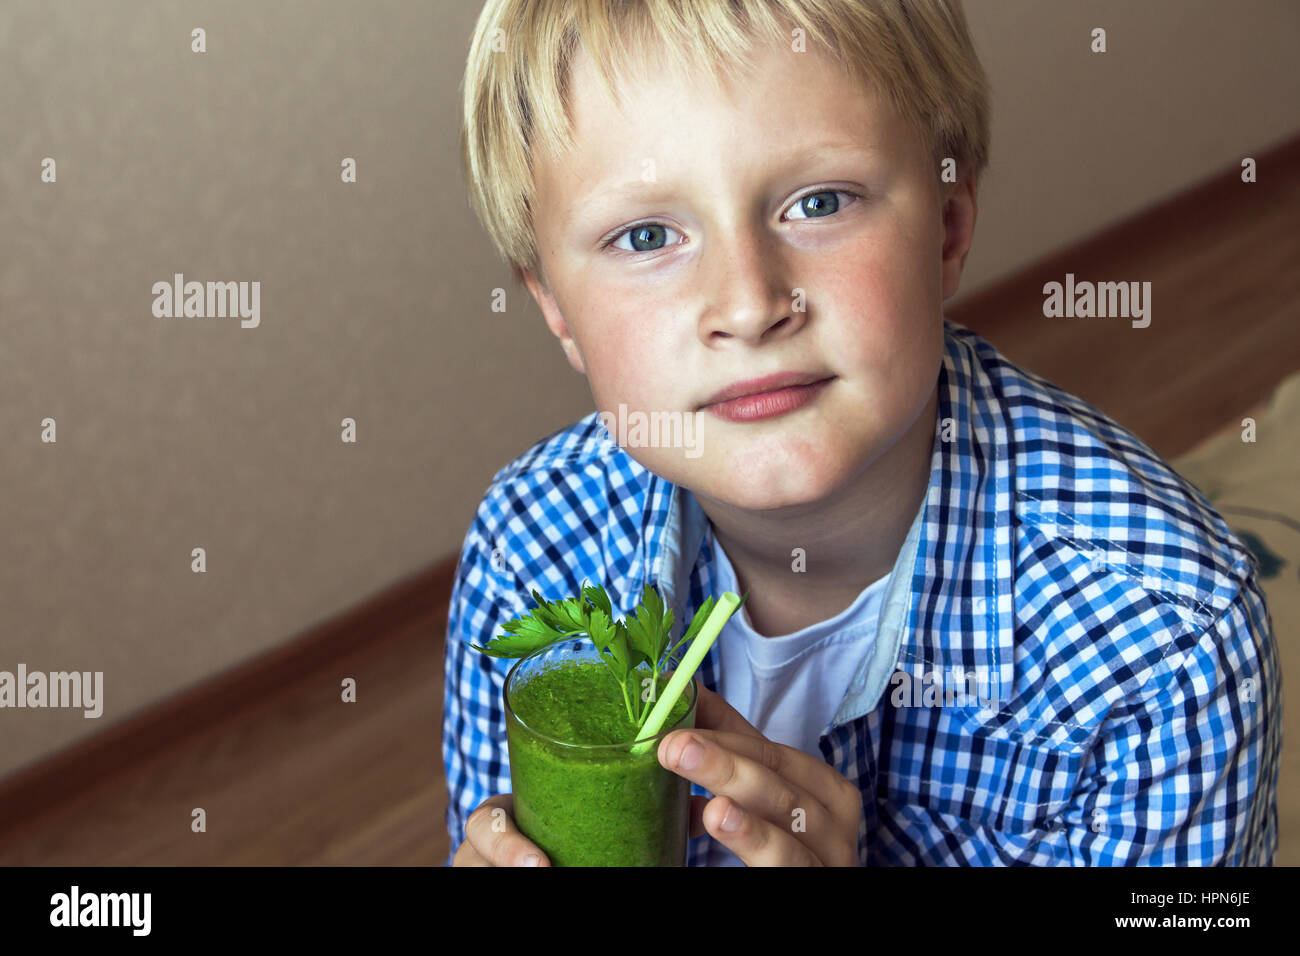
{"left": 0, "top": 556, "right": 458, "bottom": 836}
{"left": 948, "top": 132, "right": 1300, "bottom": 337}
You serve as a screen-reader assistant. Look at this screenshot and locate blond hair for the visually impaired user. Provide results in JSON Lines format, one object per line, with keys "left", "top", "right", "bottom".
{"left": 460, "top": 0, "right": 991, "bottom": 288}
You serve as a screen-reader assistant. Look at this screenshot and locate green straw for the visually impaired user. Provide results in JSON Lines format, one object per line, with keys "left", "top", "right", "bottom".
{"left": 628, "top": 591, "right": 743, "bottom": 755}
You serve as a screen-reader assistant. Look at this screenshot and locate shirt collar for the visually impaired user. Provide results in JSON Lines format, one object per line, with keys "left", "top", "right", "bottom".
{"left": 642, "top": 319, "right": 1019, "bottom": 720}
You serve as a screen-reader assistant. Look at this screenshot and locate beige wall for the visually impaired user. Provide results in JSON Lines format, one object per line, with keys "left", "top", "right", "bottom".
{"left": 2, "top": 0, "right": 1297, "bottom": 780}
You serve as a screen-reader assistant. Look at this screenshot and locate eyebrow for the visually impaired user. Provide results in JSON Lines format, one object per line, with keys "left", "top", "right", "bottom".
{"left": 566, "top": 141, "right": 881, "bottom": 231}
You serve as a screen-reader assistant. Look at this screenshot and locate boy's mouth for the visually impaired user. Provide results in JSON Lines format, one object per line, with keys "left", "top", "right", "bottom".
{"left": 699, "top": 373, "right": 836, "bottom": 423}
{"left": 699, "top": 371, "right": 836, "bottom": 409}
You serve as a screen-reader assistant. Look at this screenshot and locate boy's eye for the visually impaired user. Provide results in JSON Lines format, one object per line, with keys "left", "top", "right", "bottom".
{"left": 607, "top": 222, "right": 683, "bottom": 254}
{"left": 784, "top": 189, "right": 856, "bottom": 220}
{"left": 602, "top": 189, "right": 859, "bottom": 254}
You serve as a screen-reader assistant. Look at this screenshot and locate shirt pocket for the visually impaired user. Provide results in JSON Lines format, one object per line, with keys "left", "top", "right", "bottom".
{"left": 881, "top": 709, "right": 1089, "bottom": 835}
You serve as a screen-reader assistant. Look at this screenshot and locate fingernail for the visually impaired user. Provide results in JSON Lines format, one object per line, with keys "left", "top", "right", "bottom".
{"left": 720, "top": 805, "right": 743, "bottom": 832}
{"left": 520, "top": 854, "right": 540, "bottom": 866}
{"left": 677, "top": 739, "right": 703, "bottom": 771}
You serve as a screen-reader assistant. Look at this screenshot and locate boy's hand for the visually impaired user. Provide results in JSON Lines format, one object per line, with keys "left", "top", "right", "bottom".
{"left": 658, "top": 685, "right": 863, "bottom": 866}
{"left": 452, "top": 794, "right": 551, "bottom": 866}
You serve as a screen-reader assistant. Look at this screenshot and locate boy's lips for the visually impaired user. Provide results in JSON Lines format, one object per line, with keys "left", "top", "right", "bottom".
{"left": 702, "top": 377, "right": 835, "bottom": 423}
{"left": 699, "top": 371, "right": 836, "bottom": 409}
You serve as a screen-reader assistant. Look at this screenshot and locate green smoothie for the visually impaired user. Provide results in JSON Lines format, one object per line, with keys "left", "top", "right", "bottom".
{"left": 506, "top": 658, "right": 696, "bottom": 867}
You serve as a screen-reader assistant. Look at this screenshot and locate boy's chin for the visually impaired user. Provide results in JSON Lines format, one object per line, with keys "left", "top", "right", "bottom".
{"left": 686, "top": 455, "right": 854, "bottom": 514}
{"left": 623, "top": 435, "right": 864, "bottom": 510}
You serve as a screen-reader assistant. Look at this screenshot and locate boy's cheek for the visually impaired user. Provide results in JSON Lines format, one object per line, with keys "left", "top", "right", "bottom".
{"left": 593, "top": 351, "right": 692, "bottom": 411}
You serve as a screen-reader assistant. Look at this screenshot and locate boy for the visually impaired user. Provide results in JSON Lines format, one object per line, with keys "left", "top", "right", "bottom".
{"left": 445, "top": 0, "right": 1281, "bottom": 865}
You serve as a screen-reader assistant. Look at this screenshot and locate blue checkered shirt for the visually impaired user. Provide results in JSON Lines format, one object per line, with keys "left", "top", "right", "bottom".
{"left": 442, "top": 317, "right": 1281, "bottom": 865}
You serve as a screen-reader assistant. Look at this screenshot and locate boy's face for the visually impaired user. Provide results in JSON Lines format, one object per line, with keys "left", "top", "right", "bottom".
{"left": 522, "top": 32, "right": 975, "bottom": 513}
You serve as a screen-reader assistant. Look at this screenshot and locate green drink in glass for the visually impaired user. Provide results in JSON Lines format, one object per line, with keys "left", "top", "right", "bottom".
{"left": 505, "top": 641, "right": 697, "bottom": 866}
{"left": 469, "top": 582, "right": 744, "bottom": 867}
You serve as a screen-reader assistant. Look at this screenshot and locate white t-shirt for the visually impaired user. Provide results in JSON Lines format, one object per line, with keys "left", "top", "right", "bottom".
{"left": 708, "top": 524, "right": 890, "bottom": 866}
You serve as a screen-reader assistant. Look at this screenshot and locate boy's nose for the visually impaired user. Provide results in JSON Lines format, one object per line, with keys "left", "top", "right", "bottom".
{"left": 700, "top": 234, "right": 802, "bottom": 344}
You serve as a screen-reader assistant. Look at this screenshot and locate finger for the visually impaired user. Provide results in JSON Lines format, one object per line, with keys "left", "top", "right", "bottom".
{"left": 686, "top": 689, "right": 862, "bottom": 859}
{"left": 687, "top": 726, "right": 859, "bottom": 824}
{"left": 659, "top": 729, "right": 850, "bottom": 865}
{"left": 466, "top": 794, "right": 551, "bottom": 867}
{"left": 452, "top": 839, "right": 491, "bottom": 866}
{"left": 692, "top": 690, "right": 863, "bottom": 827}
{"left": 703, "top": 794, "right": 822, "bottom": 867}
{"left": 691, "top": 684, "right": 764, "bottom": 739}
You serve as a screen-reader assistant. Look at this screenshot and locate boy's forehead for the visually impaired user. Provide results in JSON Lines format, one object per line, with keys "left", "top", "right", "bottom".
{"left": 542, "top": 40, "right": 909, "bottom": 212}
{"left": 564, "top": 30, "right": 876, "bottom": 132}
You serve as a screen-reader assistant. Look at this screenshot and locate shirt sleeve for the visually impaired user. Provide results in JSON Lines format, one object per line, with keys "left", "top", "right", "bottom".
{"left": 1059, "top": 570, "right": 1281, "bottom": 865}
{"left": 441, "top": 501, "right": 525, "bottom": 867}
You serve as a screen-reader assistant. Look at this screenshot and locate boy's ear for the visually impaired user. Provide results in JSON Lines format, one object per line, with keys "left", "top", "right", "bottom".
{"left": 939, "top": 175, "right": 979, "bottom": 302}
{"left": 520, "top": 266, "right": 587, "bottom": 375}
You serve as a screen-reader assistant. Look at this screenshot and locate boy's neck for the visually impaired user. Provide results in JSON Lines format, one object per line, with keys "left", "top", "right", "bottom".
{"left": 696, "top": 383, "right": 938, "bottom": 637}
